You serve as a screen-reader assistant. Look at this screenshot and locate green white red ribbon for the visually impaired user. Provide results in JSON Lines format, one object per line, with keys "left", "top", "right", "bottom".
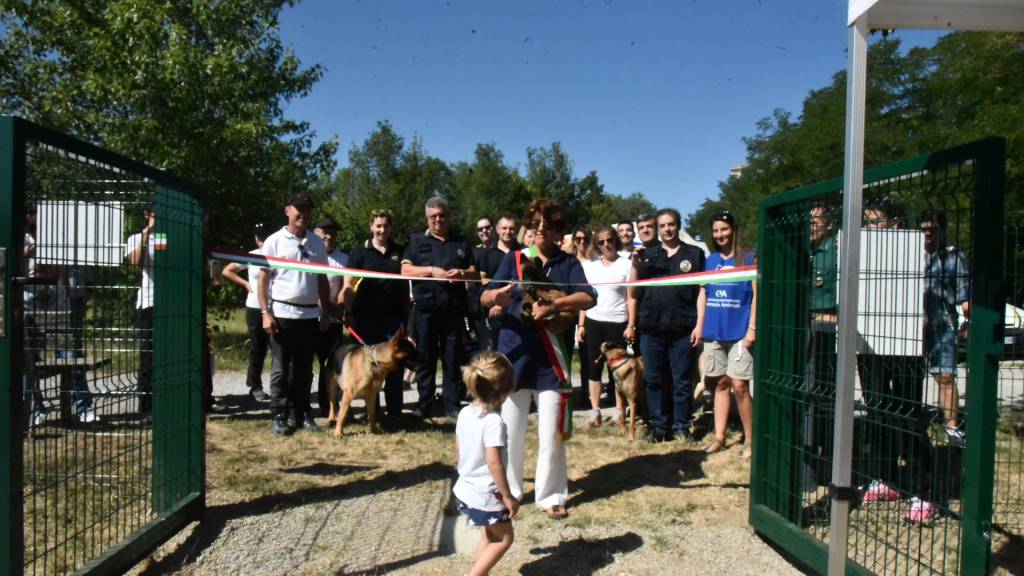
{"left": 209, "top": 248, "right": 757, "bottom": 288}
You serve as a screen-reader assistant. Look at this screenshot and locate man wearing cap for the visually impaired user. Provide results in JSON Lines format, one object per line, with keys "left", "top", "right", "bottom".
{"left": 313, "top": 215, "right": 349, "bottom": 417}
{"left": 221, "top": 224, "right": 272, "bottom": 402}
{"left": 401, "top": 196, "right": 479, "bottom": 419}
{"left": 258, "top": 193, "right": 335, "bottom": 435}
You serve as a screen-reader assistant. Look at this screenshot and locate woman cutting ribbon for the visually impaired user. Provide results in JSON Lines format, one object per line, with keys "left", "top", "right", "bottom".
{"left": 481, "top": 198, "right": 596, "bottom": 520}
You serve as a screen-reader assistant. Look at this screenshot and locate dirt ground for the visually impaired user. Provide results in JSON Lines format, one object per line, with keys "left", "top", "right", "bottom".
{"left": 130, "top": 405, "right": 805, "bottom": 576}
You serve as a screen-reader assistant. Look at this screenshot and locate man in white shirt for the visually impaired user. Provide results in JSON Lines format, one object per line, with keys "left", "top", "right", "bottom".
{"left": 258, "top": 193, "right": 336, "bottom": 435}
{"left": 125, "top": 203, "right": 157, "bottom": 414}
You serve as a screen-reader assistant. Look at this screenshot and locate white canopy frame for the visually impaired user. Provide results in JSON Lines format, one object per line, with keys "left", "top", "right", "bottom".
{"left": 830, "top": 2, "right": 1024, "bottom": 574}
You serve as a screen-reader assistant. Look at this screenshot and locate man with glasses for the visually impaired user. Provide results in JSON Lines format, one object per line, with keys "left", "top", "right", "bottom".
{"left": 473, "top": 216, "right": 505, "bottom": 352}
{"left": 402, "top": 196, "right": 480, "bottom": 420}
{"left": 258, "top": 192, "right": 335, "bottom": 436}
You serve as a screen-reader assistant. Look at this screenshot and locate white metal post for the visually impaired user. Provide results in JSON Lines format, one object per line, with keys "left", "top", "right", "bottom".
{"left": 828, "top": 14, "right": 868, "bottom": 576}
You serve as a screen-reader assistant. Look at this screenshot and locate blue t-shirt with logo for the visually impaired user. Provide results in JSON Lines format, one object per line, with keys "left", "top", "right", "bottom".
{"left": 703, "top": 252, "right": 754, "bottom": 342}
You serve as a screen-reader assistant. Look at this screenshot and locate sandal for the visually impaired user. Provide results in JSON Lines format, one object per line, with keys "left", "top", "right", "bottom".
{"left": 544, "top": 505, "right": 568, "bottom": 520}
{"left": 586, "top": 410, "right": 602, "bottom": 428}
{"left": 740, "top": 442, "right": 752, "bottom": 461}
{"left": 704, "top": 437, "right": 726, "bottom": 454}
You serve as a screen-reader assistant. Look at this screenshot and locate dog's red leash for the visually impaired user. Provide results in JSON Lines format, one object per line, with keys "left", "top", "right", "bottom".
{"left": 347, "top": 324, "right": 368, "bottom": 346}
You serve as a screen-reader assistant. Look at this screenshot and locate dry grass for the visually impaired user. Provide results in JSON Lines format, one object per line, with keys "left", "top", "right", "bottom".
{"left": 130, "top": 412, "right": 776, "bottom": 575}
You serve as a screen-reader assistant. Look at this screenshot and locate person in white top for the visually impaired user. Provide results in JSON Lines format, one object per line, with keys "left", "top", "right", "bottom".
{"left": 454, "top": 351, "right": 518, "bottom": 576}
{"left": 579, "top": 226, "right": 634, "bottom": 427}
{"left": 125, "top": 203, "right": 157, "bottom": 413}
{"left": 221, "top": 224, "right": 272, "bottom": 402}
{"left": 313, "top": 216, "right": 349, "bottom": 417}
{"left": 257, "top": 192, "right": 335, "bottom": 436}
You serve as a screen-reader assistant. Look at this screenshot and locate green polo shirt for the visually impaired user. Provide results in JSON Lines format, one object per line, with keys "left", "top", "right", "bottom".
{"left": 810, "top": 235, "right": 838, "bottom": 312}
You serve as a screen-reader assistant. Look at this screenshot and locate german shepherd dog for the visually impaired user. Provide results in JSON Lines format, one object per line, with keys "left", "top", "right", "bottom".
{"left": 519, "top": 255, "right": 576, "bottom": 334}
{"left": 326, "top": 325, "right": 420, "bottom": 437}
{"left": 599, "top": 341, "right": 645, "bottom": 442}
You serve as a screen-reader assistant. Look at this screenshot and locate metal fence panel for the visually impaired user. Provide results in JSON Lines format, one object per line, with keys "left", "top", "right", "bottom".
{"left": 751, "top": 138, "right": 1015, "bottom": 575}
{"left": 0, "top": 117, "right": 205, "bottom": 576}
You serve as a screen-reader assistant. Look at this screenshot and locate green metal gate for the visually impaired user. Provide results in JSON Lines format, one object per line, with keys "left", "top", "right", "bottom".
{"left": 750, "top": 138, "right": 1018, "bottom": 575}
{"left": 1, "top": 117, "right": 205, "bottom": 575}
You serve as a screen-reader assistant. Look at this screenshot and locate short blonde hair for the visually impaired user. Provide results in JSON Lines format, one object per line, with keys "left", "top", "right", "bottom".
{"left": 462, "top": 352, "right": 515, "bottom": 413}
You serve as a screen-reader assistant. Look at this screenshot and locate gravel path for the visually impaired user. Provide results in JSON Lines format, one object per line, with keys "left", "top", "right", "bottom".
{"left": 132, "top": 371, "right": 805, "bottom": 576}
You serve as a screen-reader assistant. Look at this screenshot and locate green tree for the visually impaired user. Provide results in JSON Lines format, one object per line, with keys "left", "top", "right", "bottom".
{"left": 0, "top": 0, "right": 338, "bottom": 248}
{"left": 449, "top": 143, "right": 530, "bottom": 239}
{"left": 689, "top": 33, "right": 1024, "bottom": 245}
{"left": 322, "top": 121, "right": 453, "bottom": 248}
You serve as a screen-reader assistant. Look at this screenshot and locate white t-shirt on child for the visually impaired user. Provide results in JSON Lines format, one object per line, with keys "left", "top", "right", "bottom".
{"left": 453, "top": 404, "right": 507, "bottom": 511}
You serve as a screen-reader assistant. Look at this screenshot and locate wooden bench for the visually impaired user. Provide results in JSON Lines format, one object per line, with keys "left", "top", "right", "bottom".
{"left": 34, "top": 356, "right": 112, "bottom": 424}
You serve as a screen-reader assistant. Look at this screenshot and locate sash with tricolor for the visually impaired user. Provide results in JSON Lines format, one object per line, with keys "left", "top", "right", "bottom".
{"left": 515, "top": 246, "right": 574, "bottom": 442}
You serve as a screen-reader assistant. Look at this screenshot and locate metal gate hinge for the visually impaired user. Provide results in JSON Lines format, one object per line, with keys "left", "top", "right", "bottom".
{"left": 829, "top": 483, "right": 859, "bottom": 502}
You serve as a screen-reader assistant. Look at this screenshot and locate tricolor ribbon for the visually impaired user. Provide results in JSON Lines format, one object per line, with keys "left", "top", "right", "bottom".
{"left": 209, "top": 248, "right": 757, "bottom": 288}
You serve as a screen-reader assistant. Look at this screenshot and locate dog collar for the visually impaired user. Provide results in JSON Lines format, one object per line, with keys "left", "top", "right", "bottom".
{"left": 608, "top": 355, "right": 629, "bottom": 370}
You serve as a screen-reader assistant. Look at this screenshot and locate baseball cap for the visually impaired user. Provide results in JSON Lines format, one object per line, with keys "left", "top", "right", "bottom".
{"left": 285, "top": 192, "right": 314, "bottom": 208}
{"left": 314, "top": 216, "right": 339, "bottom": 231}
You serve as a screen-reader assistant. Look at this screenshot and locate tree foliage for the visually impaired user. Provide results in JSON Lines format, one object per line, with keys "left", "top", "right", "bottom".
{"left": 0, "top": 0, "right": 338, "bottom": 248}
{"left": 687, "top": 32, "right": 1024, "bottom": 245}
{"left": 321, "top": 125, "right": 657, "bottom": 245}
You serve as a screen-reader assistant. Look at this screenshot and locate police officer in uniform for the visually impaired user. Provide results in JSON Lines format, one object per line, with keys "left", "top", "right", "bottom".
{"left": 626, "top": 208, "right": 706, "bottom": 442}
{"left": 401, "top": 197, "right": 479, "bottom": 419}
{"left": 472, "top": 216, "right": 505, "bottom": 352}
{"left": 806, "top": 202, "right": 838, "bottom": 487}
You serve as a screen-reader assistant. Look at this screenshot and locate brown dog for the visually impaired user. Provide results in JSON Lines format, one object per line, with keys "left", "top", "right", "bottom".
{"left": 519, "top": 255, "right": 575, "bottom": 334}
{"left": 326, "top": 325, "right": 420, "bottom": 437}
{"left": 600, "top": 341, "right": 645, "bottom": 442}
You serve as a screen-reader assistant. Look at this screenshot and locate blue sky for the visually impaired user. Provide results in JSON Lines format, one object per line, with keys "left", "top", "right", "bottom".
{"left": 278, "top": 0, "right": 943, "bottom": 217}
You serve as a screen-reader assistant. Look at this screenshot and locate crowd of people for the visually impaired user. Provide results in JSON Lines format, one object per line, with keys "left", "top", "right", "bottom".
{"left": 234, "top": 193, "right": 758, "bottom": 532}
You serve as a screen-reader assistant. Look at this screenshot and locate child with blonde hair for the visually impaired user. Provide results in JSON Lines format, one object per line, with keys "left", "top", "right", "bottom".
{"left": 455, "top": 351, "right": 518, "bottom": 576}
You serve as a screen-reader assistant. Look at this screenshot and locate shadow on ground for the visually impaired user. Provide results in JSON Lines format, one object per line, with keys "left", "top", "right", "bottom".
{"left": 565, "top": 449, "right": 710, "bottom": 508}
{"left": 993, "top": 527, "right": 1024, "bottom": 576}
{"left": 519, "top": 532, "right": 643, "bottom": 575}
{"left": 138, "top": 461, "right": 452, "bottom": 575}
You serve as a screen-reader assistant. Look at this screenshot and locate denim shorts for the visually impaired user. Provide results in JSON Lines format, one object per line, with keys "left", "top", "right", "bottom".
{"left": 456, "top": 499, "right": 511, "bottom": 527}
{"left": 925, "top": 325, "right": 957, "bottom": 375}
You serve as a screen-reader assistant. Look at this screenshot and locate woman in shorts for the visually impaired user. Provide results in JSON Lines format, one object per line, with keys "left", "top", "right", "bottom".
{"left": 695, "top": 211, "right": 756, "bottom": 460}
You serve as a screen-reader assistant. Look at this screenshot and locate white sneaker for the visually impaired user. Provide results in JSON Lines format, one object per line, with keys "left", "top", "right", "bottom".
{"left": 78, "top": 408, "right": 98, "bottom": 423}
{"left": 32, "top": 412, "right": 46, "bottom": 427}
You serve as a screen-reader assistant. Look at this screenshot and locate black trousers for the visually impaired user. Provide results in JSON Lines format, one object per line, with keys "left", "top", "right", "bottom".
{"left": 805, "top": 330, "right": 837, "bottom": 488}
{"left": 245, "top": 307, "right": 270, "bottom": 392}
{"left": 413, "top": 309, "right": 466, "bottom": 416}
{"left": 137, "top": 307, "right": 154, "bottom": 413}
{"left": 316, "top": 323, "right": 344, "bottom": 415}
{"left": 857, "top": 353, "right": 933, "bottom": 499}
{"left": 269, "top": 317, "right": 319, "bottom": 421}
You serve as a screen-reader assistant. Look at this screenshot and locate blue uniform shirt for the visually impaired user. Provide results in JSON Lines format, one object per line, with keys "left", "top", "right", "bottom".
{"left": 702, "top": 252, "right": 754, "bottom": 342}
{"left": 484, "top": 250, "right": 596, "bottom": 391}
